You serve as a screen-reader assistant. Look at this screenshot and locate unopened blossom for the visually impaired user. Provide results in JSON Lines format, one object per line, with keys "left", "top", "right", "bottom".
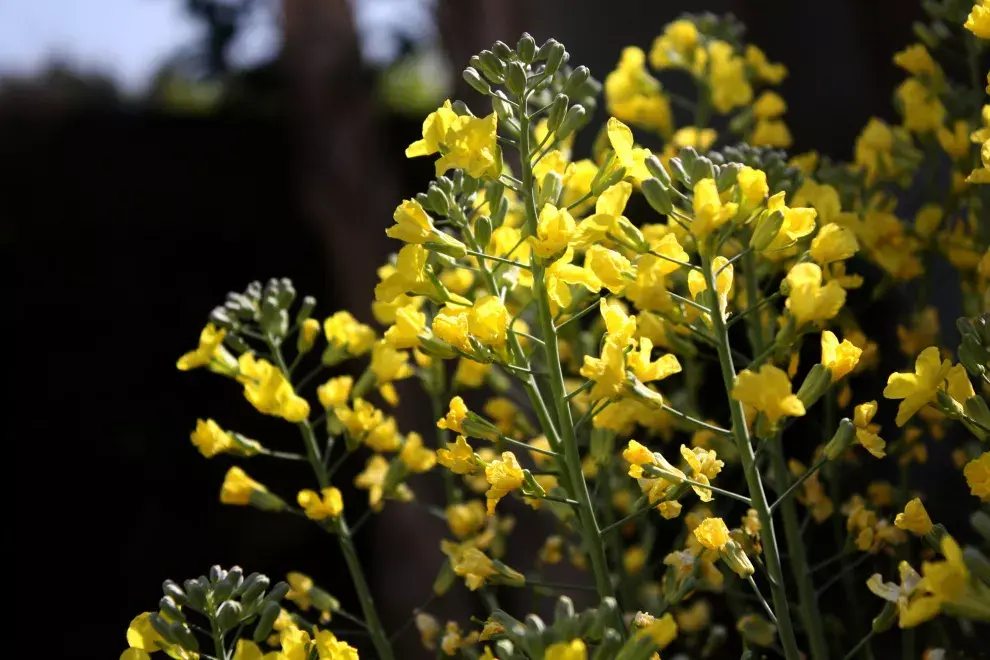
{"left": 854, "top": 401, "right": 886, "bottom": 458}
{"left": 895, "top": 498, "right": 933, "bottom": 536}
{"left": 821, "top": 330, "right": 863, "bottom": 381}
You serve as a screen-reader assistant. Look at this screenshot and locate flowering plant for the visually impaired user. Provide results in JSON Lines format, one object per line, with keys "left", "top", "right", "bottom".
{"left": 123, "top": 3, "right": 990, "bottom": 659}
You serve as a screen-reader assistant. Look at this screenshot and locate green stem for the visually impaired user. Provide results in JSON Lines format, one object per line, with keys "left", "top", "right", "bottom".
{"left": 210, "top": 613, "right": 226, "bottom": 660}
{"left": 518, "top": 101, "right": 619, "bottom": 626}
{"left": 268, "top": 337, "right": 394, "bottom": 660}
{"left": 701, "top": 252, "right": 801, "bottom": 660}
{"left": 429, "top": 359, "right": 459, "bottom": 504}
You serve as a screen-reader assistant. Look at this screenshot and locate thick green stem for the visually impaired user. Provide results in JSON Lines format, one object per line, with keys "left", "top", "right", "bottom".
{"left": 269, "top": 337, "right": 394, "bottom": 659}
{"left": 518, "top": 104, "right": 618, "bottom": 619}
{"left": 742, "top": 251, "right": 828, "bottom": 660}
{"left": 701, "top": 252, "right": 801, "bottom": 660}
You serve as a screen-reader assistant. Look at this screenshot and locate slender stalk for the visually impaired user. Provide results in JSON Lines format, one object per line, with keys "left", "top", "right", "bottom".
{"left": 429, "top": 359, "right": 459, "bottom": 503}
{"left": 700, "top": 252, "right": 801, "bottom": 660}
{"left": 210, "top": 613, "right": 227, "bottom": 660}
{"left": 659, "top": 403, "right": 732, "bottom": 436}
{"left": 741, "top": 248, "right": 827, "bottom": 660}
{"left": 769, "top": 456, "right": 827, "bottom": 513}
{"left": 268, "top": 337, "right": 394, "bottom": 659}
{"left": 518, "top": 101, "right": 620, "bottom": 626}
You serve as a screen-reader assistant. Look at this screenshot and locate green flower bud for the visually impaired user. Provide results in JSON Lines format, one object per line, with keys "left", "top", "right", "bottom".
{"left": 427, "top": 185, "right": 451, "bottom": 216}
{"left": 294, "top": 295, "right": 317, "bottom": 325}
{"left": 253, "top": 600, "right": 281, "bottom": 642}
{"left": 936, "top": 389, "right": 964, "bottom": 418}
{"left": 824, "top": 418, "right": 855, "bottom": 460}
{"left": 183, "top": 579, "right": 207, "bottom": 610}
{"left": 544, "top": 42, "right": 566, "bottom": 74}
{"left": 556, "top": 104, "right": 586, "bottom": 141}
{"left": 265, "top": 581, "right": 290, "bottom": 604}
{"left": 517, "top": 33, "right": 536, "bottom": 62}
{"left": 667, "top": 157, "right": 692, "bottom": 187}
{"left": 691, "top": 156, "right": 716, "bottom": 183}
{"left": 797, "top": 363, "right": 832, "bottom": 409}
{"left": 641, "top": 178, "right": 673, "bottom": 215}
{"left": 716, "top": 163, "right": 741, "bottom": 191}
{"left": 162, "top": 580, "right": 187, "bottom": 606}
{"left": 463, "top": 67, "right": 491, "bottom": 95}
{"left": 492, "top": 93, "right": 514, "bottom": 121}
{"left": 215, "top": 600, "right": 243, "bottom": 630}
{"left": 171, "top": 622, "right": 199, "bottom": 652}
{"left": 972, "top": 510, "right": 990, "bottom": 544}
{"left": 474, "top": 215, "right": 493, "bottom": 249}
{"left": 645, "top": 154, "right": 671, "bottom": 185}
{"left": 478, "top": 51, "right": 505, "bottom": 81}
{"left": 561, "top": 66, "right": 590, "bottom": 96}
{"left": 433, "top": 559, "right": 455, "bottom": 596}
{"left": 547, "top": 93, "right": 569, "bottom": 131}
{"left": 491, "top": 41, "right": 514, "bottom": 61}
{"left": 554, "top": 596, "right": 575, "bottom": 624}
{"left": 149, "top": 613, "right": 177, "bottom": 644}
{"left": 538, "top": 171, "right": 563, "bottom": 209}
{"left": 239, "top": 573, "right": 269, "bottom": 603}
{"left": 751, "top": 209, "right": 784, "bottom": 251}
{"left": 506, "top": 61, "right": 527, "bottom": 95}
{"left": 592, "top": 629, "right": 623, "bottom": 660}
{"left": 309, "top": 586, "right": 340, "bottom": 614}
{"left": 451, "top": 100, "right": 474, "bottom": 117}
{"left": 159, "top": 596, "right": 185, "bottom": 623}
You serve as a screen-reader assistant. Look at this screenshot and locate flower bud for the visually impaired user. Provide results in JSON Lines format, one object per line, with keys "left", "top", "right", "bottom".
{"left": 561, "top": 66, "right": 590, "bottom": 96}
{"left": 183, "top": 579, "right": 208, "bottom": 610}
{"left": 474, "top": 215, "right": 493, "bottom": 249}
{"left": 265, "top": 580, "right": 290, "bottom": 603}
{"left": 171, "top": 622, "right": 199, "bottom": 652}
{"left": 716, "top": 163, "right": 740, "bottom": 191}
{"left": 667, "top": 157, "right": 691, "bottom": 187}
{"left": 296, "top": 317, "right": 320, "bottom": 354}
{"left": 253, "top": 600, "right": 281, "bottom": 642}
{"left": 240, "top": 574, "right": 270, "bottom": 604}
{"left": 506, "top": 61, "right": 527, "bottom": 95}
{"left": 451, "top": 100, "right": 474, "bottom": 117}
{"left": 691, "top": 156, "right": 716, "bottom": 184}
{"left": 538, "top": 171, "right": 563, "bottom": 209}
{"left": 547, "top": 93, "right": 569, "bottom": 131}
{"left": 149, "top": 613, "right": 177, "bottom": 644}
{"left": 309, "top": 586, "right": 340, "bottom": 614}
{"left": 159, "top": 596, "right": 185, "bottom": 623}
{"left": 162, "top": 580, "right": 187, "bottom": 606}
{"left": 295, "top": 295, "right": 317, "bottom": 325}
{"left": 544, "top": 42, "right": 566, "bottom": 74}
{"left": 517, "top": 33, "right": 536, "bottom": 62}
{"left": 463, "top": 67, "right": 491, "bottom": 95}
{"left": 492, "top": 93, "right": 514, "bottom": 121}
{"left": 478, "top": 51, "right": 505, "bottom": 80}
{"left": 641, "top": 178, "right": 673, "bottom": 215}
{"left": 824, "top": 418, "right": 855, "bottom": 460}
{"left": 554, "top": 596, "right": 575, "bottom": 624}
{"left": 750, "top": 210, "right": 784, "bottom": 251}
{"left": 556, "top": 104, "right": 586, "bottom": 141}
{"left": 215, "top": 600, "right": 243, "bottom": 630}
{"left": 491, "top": 41, "right": 514, "bottom": 61}
{"left": 645, "top": 154, "right": 671, "bottom": 185}
{"left": 720, "top": 539, "right": 756, "bottom": 578}
{"left": 592, "top": 165, "right": 625, "bottom": 195}
{"left": 797, "top": 363, "right": 832, "bottom": 409}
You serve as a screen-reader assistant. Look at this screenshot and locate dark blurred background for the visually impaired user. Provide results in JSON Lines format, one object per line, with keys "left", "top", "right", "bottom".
{"left": 9, "top": 0, "right": 930, "bottom": 657}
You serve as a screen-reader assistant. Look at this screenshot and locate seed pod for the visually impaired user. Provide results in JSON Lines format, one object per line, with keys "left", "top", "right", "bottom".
{"left": 517, "top": 33, "right": 536, "bottom": 62}
{"left": 641, "top": 178, "right": 673, "bottom": 215}
{"left": 491, "top": 195, "right": 509, "bottom": 229}
{"left": 463, "top": 67, "right": 491, "bottom": 95}
{"left": 506, "top": 61, "right": 528, "bottom": 95}
{"left": 253, "top": 600, "right": 282, "bottom": 642}
{"left": 544, "top": 95, "right": 569, "bottom": 134}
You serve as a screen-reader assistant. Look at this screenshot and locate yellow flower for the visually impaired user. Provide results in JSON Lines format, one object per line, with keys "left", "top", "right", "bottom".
{"left": 732, "top": 364, "right": 806, "bottom": 425}
{"left": 237, "top": 353, "right": 310, "bottom": 422}
{"left": 964, "top": 452, "right": 990, "bottom": 501}
{"left": 893, "top": 43, "right": 938, "bottom": 76}
{"left": 400, "top": 432, "right": 436, "bottom": 472}
{"left": 784, "top": 262, "right": 846, "bottom": 325}
{"left": 529, "top": 203, "right": 575, "bottom": 260}
{"left": 945, "top": 363, "right": 975, "bottom": 406}
{"left": 445, "top": 500, "right": 486, "bottom": 539}
{"left": 120, "top": 651, "right": 151, "bottom": 660}
{"left": 937, "top": 119, "right": 971, "bottom": 159}
{"left": 680, "top": 445, "right": 724, "bottom": 502}
{"left": 354, "top": 454, "right": 410, "bottom": 511}
{"left": 438, "top": 396, "right": 468, "bottom": 433}
{"left": 585, "top": 245, "right": 635, "bottom": 293}
{"left": 190, "top": 418, "right": 235, "bottom": 458}
{"left": 693, "top": 517, "right": 731, "bottom": 551}
{"left": 624, "top": 545, "right": 647, "bottom": 573}
{"left": 441, "top": 539, "right": 499, "bottom": 590}
{"left": 297, "top": 487, "right": 343, "bottom": 521}
{"left": 220, "top": 466, "right": 267, "bottom": 506}
{"left": 627, "top": 338, "right": 682, "bottom": 384}
{"left": 709, "top": 40, "right": 753, "bottom": 113}
{"left": 692, "top": 178, "right": 738, "bottom": 241}
{"left": 415, "top": 612, "right": 440, "bottom": 651}
{"left": 314, "top": 630, "right": 359, "bottom": 660}
{"left": 605, "top": 46, "right": 673, "bottom": 135}
{"left": 764, "top": 191, "right": 817, "bottom": 254}
{"left": 896, "top": 78, "right": 945, "bottom": 133}
{"left": 468, "top": 295, "right": 508, "bottom": 348}
{"left": 485, "top": 451, "right": 525, "bottom": 515}
{"left": 964, "top": 0, "right": 990, "bottom": 38}
{"left": 323, "top": 311, "right": 376, "bottom": 357}
{"left": 336, "top": 398, "right": 384, "bottom": 439}
{"left": 688, "top": 255, "right": 733, "bottom": 322}
{"left": 437, "top": 435, "right": 478, "bottom": 475}
{"left": 387, "top": 198, "right": 434, "bottom": 244}
{"left": 854, "top": 401, "right": 886, "bottom": 458}
{"left": 883, "top": 346, "right": 952, "bottom": 426}
{"left": 736, "top": 166, "right": 769, "bottom": 206}
{"left": 745, "top": 44, "right": 787, "bottom": 83}
{"left": 821, "top": 330, "right": 863, "bottom": 381}
{"left": 606, "top": 117, "right": 653, "bottom": 182}
{"left": 406, "top": 99, "right": 457, "bottom": 157}
{"left": 572, "top": 182, "right": 632, "bottom": 249}
{"left": 374, "top": 244, "right": 432, "bottom": 303}
{"left": 894, "top": 498, "right": 933, "bottom": 536}
{"left": 364, "top": 416, "right": 401, "bottom": 452}
{"left": 811, "top": 224, "right": 859, "bottom": 264}
{"left": 545, "top": 639, "right": 587, "bottom": 660}
{"left": 545, "top": 247, "right": 603, "bottom": 314}
{"left": 599, "top": 297, "right": 637, "bottom": 347}
{"left": 753, "top": 90, "right": 786, "bottom": 119}
{"left": 580, "top": 338, "right": 628, "bottom": 401}
{"left": 177, "top": 323, "right": 237, "bottom": 373}
{"left": 126, "top": 612, "right": 164, "bottom": 651}
{"left": 383, "top": 305, "right": 427, "bottom": 350}
{"left": 434, "top": 113, "right": 501, "bottom": 179}
{"left": 751, "top": 119, "right": 793, "bottom": 148}
{"left": 454, "top": 358, "right": 490, "bottom": 388}
{"left": 649, "top": 19, "right": 700, "bottom": 70}
{"left": 317, "top": 375, "right": 353, "bottom": 410}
